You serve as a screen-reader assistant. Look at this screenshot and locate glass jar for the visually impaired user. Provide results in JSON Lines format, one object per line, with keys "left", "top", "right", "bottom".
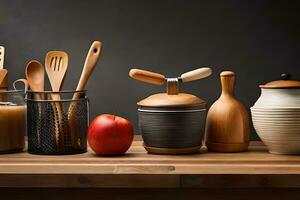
{"left": 0, "top": 90, "right": 26, "bottom": 153}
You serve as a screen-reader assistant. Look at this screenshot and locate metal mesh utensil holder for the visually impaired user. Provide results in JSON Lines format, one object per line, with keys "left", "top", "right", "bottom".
{"left": 26, "top": 90, "right": 89, "bottom": 155}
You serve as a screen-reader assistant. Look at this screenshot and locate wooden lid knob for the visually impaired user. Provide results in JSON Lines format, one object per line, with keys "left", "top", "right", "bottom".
{"left": 220, "top": 71, "right": 235, "bottom": 77}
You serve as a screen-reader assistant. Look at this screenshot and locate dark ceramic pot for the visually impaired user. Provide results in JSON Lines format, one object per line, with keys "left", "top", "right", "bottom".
{"left": 138, "top": 107, "right": 206, "bottom": 151}
{"left": 136, "top": 93, "right": 207, "bottom": 155}
{"left": 129, "top": 67, "right": 212, "bottom": 154}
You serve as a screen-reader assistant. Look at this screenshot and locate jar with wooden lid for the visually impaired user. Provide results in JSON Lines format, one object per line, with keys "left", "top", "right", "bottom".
{"left": 129, "top": 67, "right": 212, "bottom": 154}
{"left": 251, "top": 74, "right": 300, "bottom": 154}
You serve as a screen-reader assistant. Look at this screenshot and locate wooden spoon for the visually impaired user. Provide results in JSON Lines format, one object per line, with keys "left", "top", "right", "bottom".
{"left": 73, "top": 41, "right": 102, "bottom": 100}
{"left": 68, "top": 41, "right": 102, "bottom": 148}
{"left": 25, "top": 60, "right": 45, "bottom": 148}
{"left": 25, "top": 60, "right": 45, "bottom": 99}
{"left": 45, "top": 51, "right": 68, "bottom": 150}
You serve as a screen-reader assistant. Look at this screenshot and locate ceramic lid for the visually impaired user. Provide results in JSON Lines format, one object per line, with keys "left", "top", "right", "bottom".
{"left": 260, "top": 74, "right": 300, "bottom": 89}
{"left": 137, "top": 93, "right": 206, "bottom": 108}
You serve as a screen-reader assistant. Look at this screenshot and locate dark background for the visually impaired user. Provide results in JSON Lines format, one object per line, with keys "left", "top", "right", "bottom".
{"left": 0, "top": 0, "right": 299, "bottom": 140}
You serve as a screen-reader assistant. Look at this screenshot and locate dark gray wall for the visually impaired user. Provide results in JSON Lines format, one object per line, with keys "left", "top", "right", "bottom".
{"left": 0, "top": 0, "right": 299, "bottom": 140}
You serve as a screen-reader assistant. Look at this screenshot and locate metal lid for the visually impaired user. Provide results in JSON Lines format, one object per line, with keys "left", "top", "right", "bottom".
{"left": 260, "top": 74, "right": 300, "bottom": 89}
{"left": 137, "top": 93, "right": 206, "bottom": 108}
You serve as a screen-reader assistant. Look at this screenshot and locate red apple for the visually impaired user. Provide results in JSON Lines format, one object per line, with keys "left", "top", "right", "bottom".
{"left": 88, "top": 114, "right": 133, "bottom": 155}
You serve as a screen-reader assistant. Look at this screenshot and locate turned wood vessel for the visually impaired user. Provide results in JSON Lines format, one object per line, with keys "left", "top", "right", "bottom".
{"left": 205, "top": 71, "right": 249, "bottom": 152}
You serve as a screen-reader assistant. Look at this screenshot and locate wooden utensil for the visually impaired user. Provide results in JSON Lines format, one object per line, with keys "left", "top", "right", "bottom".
{"left": 0, "top": 69, "right": 8, "bottom": 87}
{"left": 25, "top": 60, "right": 45, "bottom": 99}
{"left": 25, "top": 60, "right": 45, "bottom": 148}
{"left": 45, "top": 51, "right": 68, "bottom": 97}
{"left": 0, "top": 46, "right": 8, "bottom": 102}
{"left": 0, "top": 46, "right": 4, "bottom": 70}
{"left": 72, "top": 41, "right": 102, "bottom": 100}
{"left": 0, "top": 46, "right": 8, "bottom": 89}
{"left": 205, "top": 71, "right": 249, "bottom": 152}
{"left": 0, "top": 69, "right": 8, "bottom": 102}
{"left": 45, "top": 51, "right": 68, "bottom": 149}
{"left": 68, "top": 41, "right": 102, "bottom": 148}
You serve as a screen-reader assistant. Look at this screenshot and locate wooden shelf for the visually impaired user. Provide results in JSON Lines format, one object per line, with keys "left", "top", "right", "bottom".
{"left": 1, "top": 136, "right": 300, "bottom": 188}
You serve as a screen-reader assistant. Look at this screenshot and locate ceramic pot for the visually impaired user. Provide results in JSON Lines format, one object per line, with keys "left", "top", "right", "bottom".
{"left": 251, "top": 74, "right": 300, "bottom": 154}
{"left": 129, "top": 67, "right": 212, "bottom": 154}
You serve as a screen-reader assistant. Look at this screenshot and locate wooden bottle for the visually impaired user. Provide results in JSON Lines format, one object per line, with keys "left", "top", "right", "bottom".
{"left": 205, "top": 71, "right": 249, "bottom": 152}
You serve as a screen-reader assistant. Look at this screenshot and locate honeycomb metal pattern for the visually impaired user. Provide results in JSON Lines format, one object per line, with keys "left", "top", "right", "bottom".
{"left": 27, "top": 99, "right": 88, "bottom": 155}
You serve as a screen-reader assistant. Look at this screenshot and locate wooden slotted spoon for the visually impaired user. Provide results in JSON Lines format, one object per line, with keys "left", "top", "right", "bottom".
{"left": 45, "top": 51, "right": 68, "bottom": 149}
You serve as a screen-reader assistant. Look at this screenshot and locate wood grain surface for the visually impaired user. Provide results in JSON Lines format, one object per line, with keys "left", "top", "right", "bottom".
{"left": 0, "top": 137, "right": 300, "bottom": 189}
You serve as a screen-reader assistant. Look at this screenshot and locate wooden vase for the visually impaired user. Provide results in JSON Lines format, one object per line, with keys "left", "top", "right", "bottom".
{"left": 205, "top": 71, "right": 249, "bottom": 152}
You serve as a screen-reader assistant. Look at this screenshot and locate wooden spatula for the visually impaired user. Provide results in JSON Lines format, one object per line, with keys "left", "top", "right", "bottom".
{"left": 45, "top": 51, "right": 68, "bottom": 149}
{"left": 45, "top": 51, "right": 68, "bottom": 95}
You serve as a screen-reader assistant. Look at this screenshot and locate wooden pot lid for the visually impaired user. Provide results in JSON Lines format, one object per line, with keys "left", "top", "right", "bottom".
{"left": 260, "top": 74, "right": 300, "bottom": 89}
{"left": 137, "top": 93, "right": 206, "bottom": 108}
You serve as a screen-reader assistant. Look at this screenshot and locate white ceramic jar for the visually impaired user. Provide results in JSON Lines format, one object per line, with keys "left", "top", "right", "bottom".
{"left": 251, "top": 75, "right": 300, "bottom": 154}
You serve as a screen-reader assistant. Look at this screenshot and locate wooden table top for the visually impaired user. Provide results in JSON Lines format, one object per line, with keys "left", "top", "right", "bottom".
{"left": 1, "top": 136, "right": 300, "bottom": 188}
{"left": 0, "top": 136, "right": 300, "bottom": 175}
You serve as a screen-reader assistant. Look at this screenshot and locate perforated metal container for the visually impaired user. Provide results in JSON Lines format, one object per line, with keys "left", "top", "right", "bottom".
{"left": 26, "top": 90, "right": 89, "bottom": 155}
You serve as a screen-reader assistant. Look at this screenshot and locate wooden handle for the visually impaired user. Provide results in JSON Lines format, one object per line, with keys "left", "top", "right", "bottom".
{"left": 0, "top": 46, "right": 4, "bottom": 69}
{"left": 73, "top": 41, "right": 102, "bottom": 100}
{"left": 0, "top": 69, "right": 8, "bottom": 89}
{"left": 129, "top": 69, "right": 165, "bottom": 85}
{"left": 69, "top": 41, "right": 102, "bottom": 148}
{"left": 220, "top": 71, "right": 235, "bottom": 96}
{"left": 180, "top": 67, "right": 212, "bottom": 83}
